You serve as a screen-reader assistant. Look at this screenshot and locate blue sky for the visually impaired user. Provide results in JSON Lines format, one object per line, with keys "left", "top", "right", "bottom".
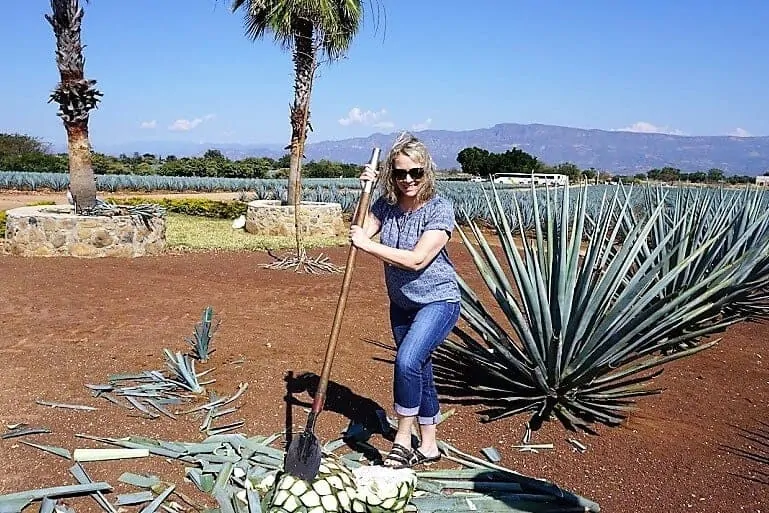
{"left": 2, "top": 0, "right": 768, "bottom": 150}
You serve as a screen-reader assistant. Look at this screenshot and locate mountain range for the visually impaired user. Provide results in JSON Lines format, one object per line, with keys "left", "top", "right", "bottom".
{"left": 89, "top": 123, "right": 769, "bottom": 175}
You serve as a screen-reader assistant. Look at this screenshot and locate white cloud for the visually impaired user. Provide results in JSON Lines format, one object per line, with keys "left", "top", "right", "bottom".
{"left": 139, "top": 120, "right": 157, "bottom": 129}
{"left": 338, "top": 107, "right": 390, "bottom": 126}
{"left": 168, "top": 113, "right": 216, "bottom": 132}
{"left": 729, "top": 127, "right": 752, "bottom": 137}
{"left": 615, "top": 121, "right": 687, "bottom": 136}
{"left": 411, "top": 118, "right": 433, "bottom": 131}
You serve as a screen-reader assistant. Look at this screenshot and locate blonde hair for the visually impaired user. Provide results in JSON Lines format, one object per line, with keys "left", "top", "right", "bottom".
{"left": 379, "top": 132, "right": 437, "bottom": 205}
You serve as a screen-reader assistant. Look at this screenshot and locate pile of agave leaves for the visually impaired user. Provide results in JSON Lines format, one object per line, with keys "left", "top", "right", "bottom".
{"left": 436, "top": 181, "right": 769, "bottom": 432}
{"left": 0, "top": 307, "right": 601, "bottom": 513}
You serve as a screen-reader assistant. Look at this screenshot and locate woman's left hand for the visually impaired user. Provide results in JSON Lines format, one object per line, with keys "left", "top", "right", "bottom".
{"left": 350, "top": 225, "right": 370, "bottom": 249}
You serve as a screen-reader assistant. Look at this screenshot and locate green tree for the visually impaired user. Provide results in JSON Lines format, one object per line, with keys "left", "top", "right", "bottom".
{"left": 456, "top": 147, "right": 490, "bottom": 176}
{"left": 46, "top": 0, "right": 103, "bottom": 212}
{"left": 490, "top": 148, "right": 540, "bottom": 175}
{"left": 276, "top": 153, "right": 291, "bottom": 168}
{"left": 706, "top": 168, "right": 725, "bottom": 182}
{"left": 0, "top": 134, "right": 51, "bottom": 157}
{"left": 647, "top": 167, "right": 681, "bottom": 182}
{"left": 203, "top": 148, "right": 226, "bottom": 161}
{"left": 552, "top": 162, "right": 582, "bottom": 181}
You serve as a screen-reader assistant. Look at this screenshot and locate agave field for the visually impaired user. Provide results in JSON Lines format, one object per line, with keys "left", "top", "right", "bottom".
{"left": 0, "top": 170, "right": 627, "bottom": 228}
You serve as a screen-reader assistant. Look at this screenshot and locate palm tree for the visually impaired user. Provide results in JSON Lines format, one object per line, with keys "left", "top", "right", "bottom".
{"left": 230, "top": 0, "right": 376, "bottom": 207}
{"left": 46, "top": 0, "right": 102, "bottom": 213}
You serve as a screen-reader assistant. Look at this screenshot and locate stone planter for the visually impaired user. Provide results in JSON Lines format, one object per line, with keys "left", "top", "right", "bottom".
{"left": 3, "top": 205, "right": 166, "bottom": 257}
{"left": 245, "top": 200, "right": 346, "bottom": 238}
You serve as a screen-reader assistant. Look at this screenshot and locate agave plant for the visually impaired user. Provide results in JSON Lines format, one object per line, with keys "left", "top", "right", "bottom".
{"left": 434, "top": 182, "right": 749, "bottom": 432}
{"left": 616, "top": 185, "right": 769, "bottom": 330}
{"left": 186, "top": 306, "right": 220, "bottom": 362}
{"left": 163, "top": 349, "right": 207, "bottom": 394}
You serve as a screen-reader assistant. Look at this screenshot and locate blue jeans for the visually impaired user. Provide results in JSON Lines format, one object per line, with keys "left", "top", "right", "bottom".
{"left": 390, "top": 300, "right": 461, "bottom": 425}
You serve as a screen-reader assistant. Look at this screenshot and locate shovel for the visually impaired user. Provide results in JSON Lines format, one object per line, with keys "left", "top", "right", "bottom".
{"left": 284, "top": 146, "right": 382, "bottom": 481}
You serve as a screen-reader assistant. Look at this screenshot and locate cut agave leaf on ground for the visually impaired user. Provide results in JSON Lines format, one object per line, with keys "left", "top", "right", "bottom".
{"left": 115, "top": 491, "right": 154, "bottom": 506}
{"left": 1, "top": 426, "right": 51, "bottom": 439}
{"left": 480, "top": 447, "right": 501, "bottom": 463}
{"left": 0, "top": 483, "right": 111, "bottom": 507}
{"left": 138, "top": 485, "right": 174, "bottom": 513}
{"left": 35, "top": 400, "right": 97, "bottom": 411}
{"left": 73, "top": 448, "right": 150, "bottom": 462}
{"left": 0, "top": 499, "right": 27, "bottom": 513}
{"left": 69, "top": 463, "right": 117, "bottom": 513}
{"left": 39, "top": 497, "right": 56, "bottom": 513}
{"left": 118, "top": 473, "right": 161, "bottom": 489}
{"left": 19, "top": 441, "right": 71, "bottom": 460}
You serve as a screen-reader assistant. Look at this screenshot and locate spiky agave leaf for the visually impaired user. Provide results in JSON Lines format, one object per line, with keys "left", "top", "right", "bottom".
{"left": 618, "top": 185, "right": 769, "bottom": 332}
{"left": 435, "top": 181, "right": 749, "bottom": 431}
{"left": 163, "top": 349, "right": 205, "bottom": 394}
{"left": 186, "top": 306, "right": 220, "bottom": 362}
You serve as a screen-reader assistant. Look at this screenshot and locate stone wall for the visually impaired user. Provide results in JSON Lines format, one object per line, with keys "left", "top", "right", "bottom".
{"left": 245, "top": 200, "right": 346, "bottom": 238}
{"left": 3, "top": 205, "right": 166, "bottom": 257}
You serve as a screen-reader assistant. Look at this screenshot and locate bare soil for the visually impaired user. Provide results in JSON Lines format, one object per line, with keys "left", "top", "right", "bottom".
{"left": 0, "top": 201, "right": 767, "bottom": 512}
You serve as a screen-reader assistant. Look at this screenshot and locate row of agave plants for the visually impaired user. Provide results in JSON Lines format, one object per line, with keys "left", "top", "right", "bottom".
{"left": 433, "top": 182, "right": 769, "bottom": 433}
{"left": 1, "top": 170, "right": 623, "bottom": 227}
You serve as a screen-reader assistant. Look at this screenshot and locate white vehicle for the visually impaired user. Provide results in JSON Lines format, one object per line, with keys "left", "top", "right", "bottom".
{"left": 492, "top": 172, "right": 568, "bottom": 187}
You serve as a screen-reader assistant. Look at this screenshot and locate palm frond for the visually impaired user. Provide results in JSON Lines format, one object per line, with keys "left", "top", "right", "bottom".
{"left": 231, "top": 0, "right": 378, "bottom": 60}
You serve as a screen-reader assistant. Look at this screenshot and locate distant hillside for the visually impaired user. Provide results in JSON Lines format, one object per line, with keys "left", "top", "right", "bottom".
{"left": 93, "top": 123, "right": 769, "bottom": 175}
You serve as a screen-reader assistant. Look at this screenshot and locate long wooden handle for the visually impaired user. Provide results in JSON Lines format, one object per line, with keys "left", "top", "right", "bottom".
{"left": 311, "top": 147, "right": 381, "bottom": 415}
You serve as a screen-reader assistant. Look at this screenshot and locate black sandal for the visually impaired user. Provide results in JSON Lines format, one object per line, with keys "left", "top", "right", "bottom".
{"left": 382, "top": 443, "right": 412, "bottom": 468}
{"left": 406, "top": 448, "right": 442, "bottom": 467}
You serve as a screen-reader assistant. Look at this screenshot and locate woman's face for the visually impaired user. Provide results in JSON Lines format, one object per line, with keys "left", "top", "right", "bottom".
{"left": 392, "top": 153, "right": 425, "bottom": 200}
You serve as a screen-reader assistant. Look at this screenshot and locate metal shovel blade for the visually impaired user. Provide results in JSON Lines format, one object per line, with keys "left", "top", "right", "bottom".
{"left": 284, "top": 430, "right": 322, "bottom": 481}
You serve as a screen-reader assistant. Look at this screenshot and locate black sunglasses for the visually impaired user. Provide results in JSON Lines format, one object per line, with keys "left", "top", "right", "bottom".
{"left": 392, "top": 167, "right": 425, "bottom": 180}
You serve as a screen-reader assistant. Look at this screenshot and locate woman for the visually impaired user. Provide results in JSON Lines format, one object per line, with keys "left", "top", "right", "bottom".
{"left": 350, "top": 132, "right": 461, "bottom": 468}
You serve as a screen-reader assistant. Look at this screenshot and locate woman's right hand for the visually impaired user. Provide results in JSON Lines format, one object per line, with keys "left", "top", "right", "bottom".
{"left": 359, "top": 163, "right": 379, "bottom": 187}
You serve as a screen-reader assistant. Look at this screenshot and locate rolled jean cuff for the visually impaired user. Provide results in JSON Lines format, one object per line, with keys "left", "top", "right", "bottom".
{"left": 418, "top": 412, "right": 441, "bottom": 425}
{"left": 394, "top": 403, "right": 419, "bottom": 417}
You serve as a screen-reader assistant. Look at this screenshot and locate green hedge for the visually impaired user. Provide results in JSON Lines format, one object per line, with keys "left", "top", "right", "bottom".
{"left": 1, "top": 198, "right": 246, "bottom": 239}
{"left": 109, "top": 197, "right": 247, "bottom": 219}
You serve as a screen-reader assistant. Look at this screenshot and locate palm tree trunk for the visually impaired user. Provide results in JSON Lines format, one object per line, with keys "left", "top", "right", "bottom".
{"left": 66, "top": 121, "right": 96, "bottom": 212}
{"left": 288, "top": 21, "right": 317, "bottom": 256}
{"left": 288, "top": 21, "right": 316, "bottom": 207}
{"left": 46, "top": 0, "right": 100, "bottom": 213}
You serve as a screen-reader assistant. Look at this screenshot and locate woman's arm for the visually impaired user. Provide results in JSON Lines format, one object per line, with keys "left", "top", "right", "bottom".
{"left": 359, "top": 210, "right": 381, "bottom": 238}
{"left": 351, "top": 227, "right": 449, "bottom": 271}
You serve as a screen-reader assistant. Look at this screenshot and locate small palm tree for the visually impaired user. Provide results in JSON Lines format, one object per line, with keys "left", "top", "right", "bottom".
{"left": 46, "top": 0, "right": 102, "bottom": 213}
{"left": 231, "top": 0, "right": 375, "bottom": 206}
{"left": 230, "top": 0, "right": 380, "bottom": 270}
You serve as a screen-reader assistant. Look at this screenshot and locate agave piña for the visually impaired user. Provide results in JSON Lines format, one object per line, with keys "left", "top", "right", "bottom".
{"left": 260, "top": 455, "right": 416, "bottom": 513}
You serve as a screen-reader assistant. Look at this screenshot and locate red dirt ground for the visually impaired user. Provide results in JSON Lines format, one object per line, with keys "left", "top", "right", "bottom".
{"left": 1, "top": 242, "right": 768, "bottom": 512}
